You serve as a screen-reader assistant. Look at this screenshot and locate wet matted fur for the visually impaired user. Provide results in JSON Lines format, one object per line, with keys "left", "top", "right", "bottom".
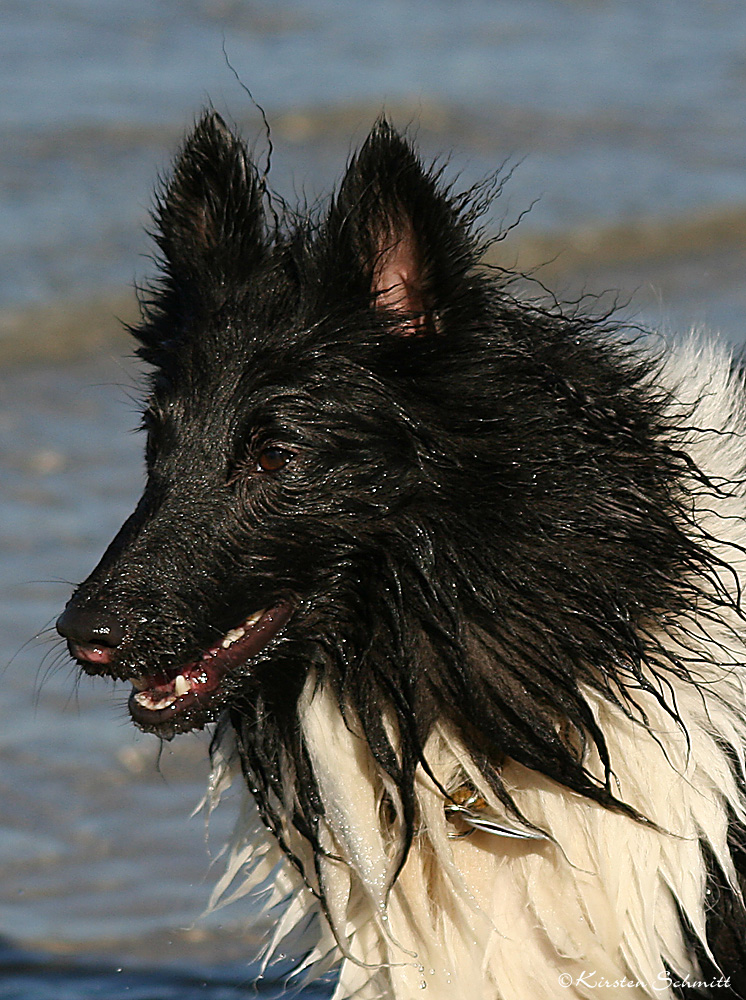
{"left": 58, "top": 113, "right": 746, "bottom": 998}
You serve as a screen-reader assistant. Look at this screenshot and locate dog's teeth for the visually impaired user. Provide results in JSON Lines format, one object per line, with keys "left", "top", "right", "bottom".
{"left": 221, "top": 626, "right": 246, "bottom": 648}
{"left": 134, "top": 690, "right": 177, "bottom": 711}
{"left": 153, "top": 695, "right": 177, "bottom": 710}
{"left": 174, "top": 674, "right": 190, "bottom": 697}
{"left": 219, "top": 610, "right": 267, "bottom": 648}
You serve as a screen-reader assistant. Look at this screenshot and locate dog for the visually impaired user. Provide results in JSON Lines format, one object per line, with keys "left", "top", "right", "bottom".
{"left": 57, "top": 112, "right": 746, "bottom": 999}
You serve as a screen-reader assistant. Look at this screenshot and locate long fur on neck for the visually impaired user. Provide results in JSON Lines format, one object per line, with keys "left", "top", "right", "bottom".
{"left": 205, "top": 337, "right": 746, "bottom": 999}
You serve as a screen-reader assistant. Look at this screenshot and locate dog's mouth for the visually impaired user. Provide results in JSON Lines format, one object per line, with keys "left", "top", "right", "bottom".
{"left": 126, "top": 601, "right": 294, "bottom": 736}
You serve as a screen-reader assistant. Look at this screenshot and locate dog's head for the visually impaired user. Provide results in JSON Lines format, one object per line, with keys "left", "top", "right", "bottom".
{"left": 58, "top": 114, "right": 724, "bottom": 839}
{"left": 56, "top": 114, "right": 491, "bottom": 739}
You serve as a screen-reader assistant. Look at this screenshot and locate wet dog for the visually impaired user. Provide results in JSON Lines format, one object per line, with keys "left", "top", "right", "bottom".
{"left": 58, "top": 113, "right": 746, "bottom": 998}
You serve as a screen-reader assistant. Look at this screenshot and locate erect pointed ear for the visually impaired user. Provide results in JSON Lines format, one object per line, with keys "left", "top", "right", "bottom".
{"left": 154, "top": 111, "right": 266, "bottom": 298}
{"left": 328, "top": 119, "right": 475, "bottom": 336}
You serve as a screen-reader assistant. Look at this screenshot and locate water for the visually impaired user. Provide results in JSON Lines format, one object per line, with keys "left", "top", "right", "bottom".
{"left": 0, "top": 938, "right": 333, "bottom": 1000}
{"left": 2, "top": 1, "right": 746, "bottom": 996}
{"left": 4, "top": 0, "right": 746, "bottom": 330}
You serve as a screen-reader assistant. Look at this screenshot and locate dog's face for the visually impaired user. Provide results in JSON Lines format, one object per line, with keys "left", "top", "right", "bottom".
{"left": 56, "top": 114, "right": 481, "bottom": 741}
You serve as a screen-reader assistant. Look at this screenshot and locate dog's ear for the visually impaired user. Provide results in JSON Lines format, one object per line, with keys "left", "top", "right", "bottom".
{"left": 329, "top": 119, "right": 474, "bottom": 336}
{"left": 154, "top": 111, "right": 266, "bottom": 296}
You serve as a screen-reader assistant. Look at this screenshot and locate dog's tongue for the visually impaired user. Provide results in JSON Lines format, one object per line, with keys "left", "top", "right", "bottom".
{"left": 128, "top": 602, "right": 293, "bottom": 724}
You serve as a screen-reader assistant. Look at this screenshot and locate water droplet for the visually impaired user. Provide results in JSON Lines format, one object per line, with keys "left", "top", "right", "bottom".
{"left": 419, "top": 981, "right": 427, "bottom": 990}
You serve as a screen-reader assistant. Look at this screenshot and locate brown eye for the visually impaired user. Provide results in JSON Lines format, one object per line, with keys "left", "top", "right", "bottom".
{"left": 256, "top": 447, "right": 294, "bottom": 473}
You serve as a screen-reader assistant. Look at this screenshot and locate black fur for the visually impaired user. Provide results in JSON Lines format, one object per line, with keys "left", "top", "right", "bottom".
{"left": 58, "top": 112, "right": 746, "bottom": 994}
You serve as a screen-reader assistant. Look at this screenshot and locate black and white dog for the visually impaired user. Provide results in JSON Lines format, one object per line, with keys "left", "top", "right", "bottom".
{"left": 58, "top": 113, "right": 746, "bottom": 998}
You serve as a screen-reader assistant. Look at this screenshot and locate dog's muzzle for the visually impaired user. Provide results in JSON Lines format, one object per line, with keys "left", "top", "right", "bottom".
{"left": 56, "top": 600, "right": 295, "bottom": 737}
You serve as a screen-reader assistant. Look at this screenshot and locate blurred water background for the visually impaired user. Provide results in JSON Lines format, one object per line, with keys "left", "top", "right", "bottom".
{"left": 2, "top": 1, "right": 746, "bottom": 996}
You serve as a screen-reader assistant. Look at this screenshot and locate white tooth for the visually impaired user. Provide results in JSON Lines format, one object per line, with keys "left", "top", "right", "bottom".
{"left": 134, "top": 690, "right": 177, "bottom": 711}
{"left": 152, "top": 694, "right": 177, "bottom": 710}
{"left": 174, "top": 674, "right": 189, "bottom": 697}
{"left": 245, "top": 609, "right": 266, "bottom": 627}
{"left": 221, "top": 626, "right": 246, "bottom": 648}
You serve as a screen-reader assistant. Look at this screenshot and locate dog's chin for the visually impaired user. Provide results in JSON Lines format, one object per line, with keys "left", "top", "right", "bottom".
{"left": 122, "top": 601, "right": 295, "bottom": 739}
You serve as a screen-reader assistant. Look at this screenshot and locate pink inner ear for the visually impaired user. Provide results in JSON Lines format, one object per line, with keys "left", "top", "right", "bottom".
{"left": 372, "top": 227, "right": 428, "bottom": 335}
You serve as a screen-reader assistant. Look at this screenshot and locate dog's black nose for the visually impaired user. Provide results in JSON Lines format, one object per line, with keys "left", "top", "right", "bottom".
{"left": 56, "top": 606, "right": 126, "bottom": 650}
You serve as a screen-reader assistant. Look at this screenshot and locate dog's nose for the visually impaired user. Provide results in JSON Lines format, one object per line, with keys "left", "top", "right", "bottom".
{"left": 56, "top": 606, "right": 126, "bottom": 665}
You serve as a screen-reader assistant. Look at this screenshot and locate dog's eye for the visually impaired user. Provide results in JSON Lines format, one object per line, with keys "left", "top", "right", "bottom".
{"left": 256, "top": 447, "right": 294, "bottom": 473}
